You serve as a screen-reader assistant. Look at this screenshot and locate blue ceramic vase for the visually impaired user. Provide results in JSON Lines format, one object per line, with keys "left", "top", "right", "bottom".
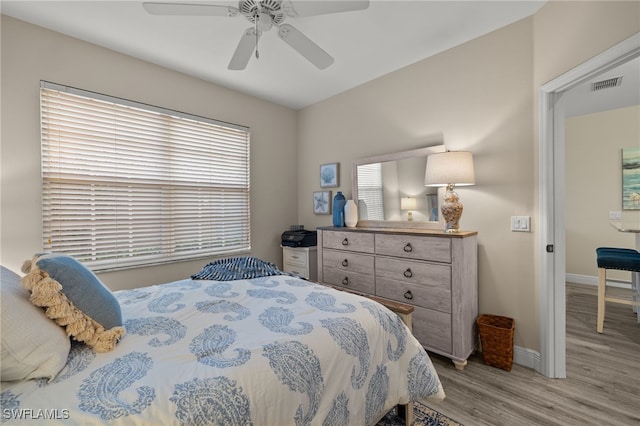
{"left": 333, "top": 191, "right": 346, "bottom": 227}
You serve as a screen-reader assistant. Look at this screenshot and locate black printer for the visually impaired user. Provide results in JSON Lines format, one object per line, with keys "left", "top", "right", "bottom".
{"left": 281, "top": 230, "right": 317, "bottom": 247}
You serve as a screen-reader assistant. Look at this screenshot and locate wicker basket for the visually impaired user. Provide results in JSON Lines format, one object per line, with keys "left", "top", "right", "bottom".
{"left": 477, "top": 314, "right": 514, "bottom": 371}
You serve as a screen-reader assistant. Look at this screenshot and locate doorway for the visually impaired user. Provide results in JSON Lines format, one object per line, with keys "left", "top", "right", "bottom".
{"left": 539, "top": 33, "right": 640, "bottom": 378}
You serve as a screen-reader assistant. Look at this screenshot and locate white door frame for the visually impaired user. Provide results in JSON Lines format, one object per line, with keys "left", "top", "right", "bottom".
{"left": 539, "top": 33, "right": 640, "bottom": 378}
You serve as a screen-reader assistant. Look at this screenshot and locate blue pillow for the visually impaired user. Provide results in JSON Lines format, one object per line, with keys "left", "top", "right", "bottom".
{"left": 191, "top": 256, "right": 289, "bottom": 281}
{"left": 21, "top": 253, "right": 125, "bottom": 352}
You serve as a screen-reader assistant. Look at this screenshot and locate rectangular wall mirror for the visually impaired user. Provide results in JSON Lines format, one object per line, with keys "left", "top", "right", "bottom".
{"left": 352, "top": 144, "right": 446, "bottom": 229}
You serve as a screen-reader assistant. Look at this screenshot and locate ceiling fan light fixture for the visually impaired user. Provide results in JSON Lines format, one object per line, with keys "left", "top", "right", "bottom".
{"left": 256, "top": 12, "right": 273, "bottom": 31}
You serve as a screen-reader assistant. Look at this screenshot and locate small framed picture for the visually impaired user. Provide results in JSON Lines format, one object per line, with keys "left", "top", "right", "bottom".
{"left": 313, "top": 191, "right": 331, "bottom": 214}
{"left": 320, "top": 163, "right": 339, "bottom": 188}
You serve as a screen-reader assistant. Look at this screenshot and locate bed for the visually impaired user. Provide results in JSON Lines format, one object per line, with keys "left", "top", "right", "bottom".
{"left": 1, "top": 256, "right": 444, "bottom": 425}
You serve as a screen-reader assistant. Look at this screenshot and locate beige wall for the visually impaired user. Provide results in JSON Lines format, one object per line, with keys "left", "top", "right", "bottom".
{"left": 0, "top": 15, "right": 298, "bottom": 290}
{"left": 533, "top": 1, "right": 640, "bottom": 87}
{"left": 297, "top": 1, "right": 640, "bottom": 352}
{"left": 566, "top": 106, "right": 640, "bottom": 281}
{"left": 298, "top": 18, "right": 538, "bottom": 349}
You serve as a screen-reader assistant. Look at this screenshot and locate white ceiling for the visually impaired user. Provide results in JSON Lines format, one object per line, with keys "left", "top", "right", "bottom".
{"left": 1, "top": 0, "right": 547, "bottom": 110}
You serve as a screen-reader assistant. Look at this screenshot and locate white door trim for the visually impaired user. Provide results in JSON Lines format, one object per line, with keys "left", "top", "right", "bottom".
{"left": 538, "top": 32, "right": 640, "bottom": 378}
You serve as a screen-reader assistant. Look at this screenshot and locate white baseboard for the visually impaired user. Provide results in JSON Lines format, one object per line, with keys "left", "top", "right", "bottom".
{"left": 514, "top": 345, "right": 541, "bottom": 371}
{"left": 565, "top": 273, "right": 597, "bottom": 286}
{"left": 477, "top": 345, "right": 541, "bottom": 371}
{"left": 566, "top": 273, "right": 631, "bottom": 289}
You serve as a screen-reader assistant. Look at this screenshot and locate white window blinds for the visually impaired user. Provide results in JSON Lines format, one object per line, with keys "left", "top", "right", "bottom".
{"left": 356, "top": 163, "right": 384, "bottom": 220}
{"left": 40, "top": 81, "right": 250, "bottom": 271}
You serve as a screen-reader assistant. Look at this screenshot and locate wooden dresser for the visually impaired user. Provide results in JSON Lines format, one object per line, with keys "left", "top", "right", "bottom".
{"left": 317, "top": 226, "right": 478, "bottom": 369}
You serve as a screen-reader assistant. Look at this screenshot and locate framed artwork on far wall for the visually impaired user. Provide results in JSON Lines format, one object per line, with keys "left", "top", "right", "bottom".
{"left": 622, "top": 146, "right": 640, "bottom": 210}
{"left": 313, "top": 191, "right": 331, "bottom": 214}
{"left": 320, "top": 163, "right": 339, "bottom": 188}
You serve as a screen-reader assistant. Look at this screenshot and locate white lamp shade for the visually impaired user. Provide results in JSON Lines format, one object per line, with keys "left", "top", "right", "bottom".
{"left": 400, "top": 197, "right": 417, "bottom": 210}
{"left": 424, "top": 151, "right": 475, "bottom": 187}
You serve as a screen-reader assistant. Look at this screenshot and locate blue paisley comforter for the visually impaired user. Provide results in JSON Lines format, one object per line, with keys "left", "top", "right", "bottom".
{"left": 1, "top": 275, "right": 444, "bottom": 425}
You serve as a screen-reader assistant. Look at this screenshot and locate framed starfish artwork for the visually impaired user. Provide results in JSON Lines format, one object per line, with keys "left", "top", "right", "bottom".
{"left": 313, "top": 191, "right": 331, "bottom": 214}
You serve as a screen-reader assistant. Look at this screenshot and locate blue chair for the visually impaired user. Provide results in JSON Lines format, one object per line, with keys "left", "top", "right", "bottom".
{"left": 595, "top": 247, "right": 640, "bottom": 333}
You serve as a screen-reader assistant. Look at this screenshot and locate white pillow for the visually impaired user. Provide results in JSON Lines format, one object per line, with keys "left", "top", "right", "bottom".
{"left": 1, "top": 266, "right": 71, "bottom": 382}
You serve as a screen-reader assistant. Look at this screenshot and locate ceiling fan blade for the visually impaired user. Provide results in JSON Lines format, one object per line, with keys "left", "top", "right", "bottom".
{"left": 142, "top": 2, "right": 238, "bottom": 17}
{"left": 228, "top": 28, "right": 261, "bottom": 70}
{"left": 278, "top": 24, "right": 334, "bottom": 69}
{"left": 283, "top": 1, "right": 369, "bottom": 18}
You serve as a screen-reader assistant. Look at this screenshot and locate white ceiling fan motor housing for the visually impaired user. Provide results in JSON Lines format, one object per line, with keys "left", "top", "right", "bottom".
{"left": 240, "top": 0, "right": 286, "bottom": 28}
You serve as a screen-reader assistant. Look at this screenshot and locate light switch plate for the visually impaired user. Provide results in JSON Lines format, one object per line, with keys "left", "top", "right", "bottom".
{"left": 609, "top": 211, "right": 622, "bottom": 220}
{"left": 511, "top": 216, "right": 531, "bottom": 232}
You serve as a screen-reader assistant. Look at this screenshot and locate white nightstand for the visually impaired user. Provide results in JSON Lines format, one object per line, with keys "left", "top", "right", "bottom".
{"left": 282, "top": 246, "right": 317, "bottom": 281}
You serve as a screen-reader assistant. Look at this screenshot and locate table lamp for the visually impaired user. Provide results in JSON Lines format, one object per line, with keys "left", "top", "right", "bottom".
{"left": 424, "top": 151, "right": 475, "bottom": 233}
{"left": 400, "top": 197, "right": 417, "bottom": 221}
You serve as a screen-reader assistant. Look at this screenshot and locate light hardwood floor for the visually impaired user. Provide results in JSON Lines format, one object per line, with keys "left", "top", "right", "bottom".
{"left": 426, "top": 283, "right": 640, "bottom": 425}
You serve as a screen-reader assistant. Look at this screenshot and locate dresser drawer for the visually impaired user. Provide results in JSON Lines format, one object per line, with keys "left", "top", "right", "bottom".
{"left": 323, "top": 230, "right": 374, "bottom": 253}
{"left": 375, "top": 233, "right": 451, "bottom": 263}
{"left": 411, "top": 305, "right": 452, "bottom": 354}
{"left": 284, "top": 264, "right": 310, "bottom": 279}
{"left": 376, "top": 277, "right": 451, "bottom": 313}
{"left": 283, "top": 247, "right": 309, "bottom": 267}
{"left": 375, "top": 257, "right": 451, "bottom": 312}
{"left": 323, "top": 249, "right": 374, "bottom": 275}
{"left": 375, "top": 257, "right": 450, "bottom": 288}
{"left": 323, "top": 268, "right": 375, "bottom": 294}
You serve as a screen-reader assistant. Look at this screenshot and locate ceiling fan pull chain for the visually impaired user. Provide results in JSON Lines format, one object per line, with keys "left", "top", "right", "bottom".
{"left": 255, "top": 34, "right": 259, "bottom": 59}
{"left": 254, "top": 11, "right": 260, "bottom": 59}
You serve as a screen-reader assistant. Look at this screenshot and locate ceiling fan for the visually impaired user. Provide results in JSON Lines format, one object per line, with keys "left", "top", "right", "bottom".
{"left": 142, "top": 1, "right": 370, "bottom": 70}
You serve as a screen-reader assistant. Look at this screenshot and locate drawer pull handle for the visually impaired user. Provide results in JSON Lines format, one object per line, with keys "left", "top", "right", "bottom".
{"left": 342, "top": 277, "right": 349, "bottom": 286}
{"left": 403, "top": 243, "right": 413, "bottom": 252}
{"left": 342, "top": 259, "right": 349, "bottom": 267}
{"left": 403, "top": 268, "right": 413, "bottom": 278}
{"left": 404, "top": 290, "right": 413, "bottom": 300}
{"left": 342, "top": 238, "right": 349, "bottom": 246}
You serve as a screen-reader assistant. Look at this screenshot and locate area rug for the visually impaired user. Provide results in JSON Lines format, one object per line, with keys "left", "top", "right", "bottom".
{"left": 378, "top": 401, "right": 463, "bottom": 426}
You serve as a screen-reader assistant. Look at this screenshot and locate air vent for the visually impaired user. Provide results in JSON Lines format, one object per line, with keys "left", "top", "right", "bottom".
{"left": 591, "top": 76, "right": 623, "bottom": 91}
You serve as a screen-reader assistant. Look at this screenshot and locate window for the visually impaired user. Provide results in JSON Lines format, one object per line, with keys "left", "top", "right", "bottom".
{"left": 40, "top": 81, "right": 250, "bottom": 271}
{"left": 356, "top": 163, "right": 384, "bottom": 220}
